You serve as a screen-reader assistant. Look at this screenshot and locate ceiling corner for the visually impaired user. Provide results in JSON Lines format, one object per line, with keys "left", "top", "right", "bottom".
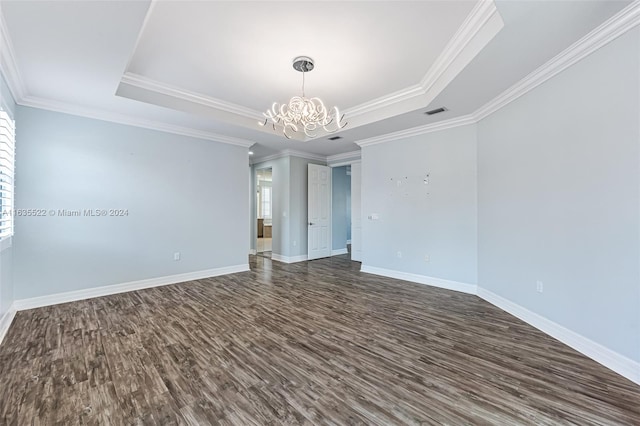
{"left": 0, "top": 12, "right": 27, "bottom": 102}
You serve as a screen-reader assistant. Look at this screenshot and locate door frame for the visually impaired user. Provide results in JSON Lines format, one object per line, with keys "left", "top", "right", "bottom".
{"left": 328, "top": 158, "right": 361, "bottom": 260}
{"left": 308, "top": 163, "right": 332, "bottom": 260}
{"left": 254, "top": 166, "right": 273, "bottom": 256}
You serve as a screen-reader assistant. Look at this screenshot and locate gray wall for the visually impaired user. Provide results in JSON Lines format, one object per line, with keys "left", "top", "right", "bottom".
{"left": 332, "top": 166, "right": 350, "bottom": 250}
{"left": 361, "top": 124, "right": 478, "bottom": 284}
{"left": 0, "top": 74, "right": 15, "bottom": 317}
{"left": 478, "top": 28, "right": 640, "bottom": 362}
{"left": 14, "top": 106, "right": 250, "bottom": 299}
{"left": 359, "top": 28, "right": 640, "bottom": 364}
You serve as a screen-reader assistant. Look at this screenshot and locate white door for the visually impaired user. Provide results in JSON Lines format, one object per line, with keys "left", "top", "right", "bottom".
{"left": 308, "top": 164, "right": 332, "bottom": 260}
{"left": 351, "top": 162, "right": 362, "bottom": 262}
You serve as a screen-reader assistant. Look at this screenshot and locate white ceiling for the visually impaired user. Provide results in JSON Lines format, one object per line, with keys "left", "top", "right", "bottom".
{"left": 0, "top": 1, "right": 632, "bottom": 160}
{"left": 127, "top": 1, "right": 476, "bottom": 111}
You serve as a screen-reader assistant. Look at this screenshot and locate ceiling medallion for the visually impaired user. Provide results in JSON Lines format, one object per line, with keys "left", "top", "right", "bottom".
{"left": 259, "top": 56, "right": 347, "bottom": 139}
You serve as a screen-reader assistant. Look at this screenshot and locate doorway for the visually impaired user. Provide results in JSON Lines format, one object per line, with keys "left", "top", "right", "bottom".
{"left": 330, "top": 165, "right": 351, "bottom": 258}
{"left": 329, "top": 161, "right": 361, "bottom": 262}
{"left": 256, "top": 167, "right": 272, "bottom": 258}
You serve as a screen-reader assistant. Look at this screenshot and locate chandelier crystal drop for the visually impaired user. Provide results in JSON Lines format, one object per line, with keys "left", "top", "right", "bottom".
{"left": 259, "top": 56, "right": 347, "bottom": 139}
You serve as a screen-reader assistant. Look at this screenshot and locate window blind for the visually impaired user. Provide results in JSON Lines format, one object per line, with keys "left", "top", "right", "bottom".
{"left": 0, "top": 110, "right": 15, "bottom": 239}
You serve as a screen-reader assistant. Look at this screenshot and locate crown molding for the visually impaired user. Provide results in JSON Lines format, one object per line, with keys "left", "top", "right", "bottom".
{"left": 119, "top": 72, "right": 310, "bottom": 142}
{"left": 252, "top": 148, "right": 328, "bottom": 165}
{"left": 19, "top": 95, "right": 255, "bottom": 148}
{"left": 282, "top": 149, "right": 327, "bottom": 163}
{"left": 121, "top": 72, "right": 263, "bottom": 121}
{"left": 420, "top": 0, "right": 500, "bottom": 92}
{"left": 355, "top": 0, "right": 640, "bottom": 148}
{"left": 251, "top": 152, "right": 285, "bottom": 164}
{"left": 327, "top": 150, "right": 361, "bottom": 164}
{"left": 121, "top": 0, "right": 158, "bottom": 76}
{"left": 0, "top": 13, "right": 26, "bottom": 102}
{"left": 342, "top": 84, "right": 426, "bottom": 119}
{"left": 0, "top": 10, "right": 257, "bottom": 149}
{"left": 355, "top": 114, "right": 476, "bottom": 147}
{"left": 343, "top": 0, "right": 502, "bottom": 120}
{"left": 329, "top": 159, "right": 361, "bottom": 168}
{"left": 118, "top": 0, "right": 265, "bottom": 125}
{"left": 473, "top": 0, "right": 640, "bottom": 121}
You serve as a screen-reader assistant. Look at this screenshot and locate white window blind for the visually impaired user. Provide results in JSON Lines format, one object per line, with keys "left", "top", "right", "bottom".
{"left": 0, "top": 110, "right": 15, "bottom": 239}
{"left": 262, "top": 186, "right": 271, "bottom": 219}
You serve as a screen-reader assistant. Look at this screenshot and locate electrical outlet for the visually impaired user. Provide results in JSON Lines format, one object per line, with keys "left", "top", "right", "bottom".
{"left": 536, "top": 280, "right": 543, "bottom": 293}
{"left": 397, "top": 251, "right": 402, "bottom": 258}
{"left": 424, "top": 255, "right": 430, "bottom": 262}
{"left": 174, "top": 252, "right": 181, "bottom": 261}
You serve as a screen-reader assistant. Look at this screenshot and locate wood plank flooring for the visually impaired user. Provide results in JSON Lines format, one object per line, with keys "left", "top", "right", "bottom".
{"left": 0, "top": 254, "right": 639, "bottom": 425}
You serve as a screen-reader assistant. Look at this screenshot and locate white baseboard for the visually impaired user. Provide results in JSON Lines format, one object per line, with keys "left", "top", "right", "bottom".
{"left": 359, "top": 266, "right": 639, "bottom": 384}
{"left": 5, "top": 254, "right": 638, "bottom": 386}
{"left": 13, "top": 264, "right": 250, "bottom": 311}
{"left": 0, "top": 304, "right": 17, "bottom": 346}
{"left": 249, "top": 249, "right": 257, "bottom": 255}
{"left": 271, "top": 253, "right": 308, "bottom": 264}
{"left": 331, "top": 248, "right": 348, "bottom": 256}
{"left": 361, "top": 265, "right": 477, "bottom": 294}
{"left": 477, "top": 287, "right": 640, "bottom": 386}
{"left": 346, "top": 240, "right": 352, "bottom": 245}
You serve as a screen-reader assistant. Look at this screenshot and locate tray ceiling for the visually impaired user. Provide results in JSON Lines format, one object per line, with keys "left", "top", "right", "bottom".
{"left": 126, "top": 1, "right": 477, "bottom": 111}
{"left": 0, "top": 0, "right": 633, "bottom": 157}
{"left": 116, "top": 0, "right": 504, "bottom": 140}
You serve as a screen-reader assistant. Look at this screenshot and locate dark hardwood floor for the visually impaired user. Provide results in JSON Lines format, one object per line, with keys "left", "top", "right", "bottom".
{"left": 0, "top": 254, "right": 639, "bottom": 425}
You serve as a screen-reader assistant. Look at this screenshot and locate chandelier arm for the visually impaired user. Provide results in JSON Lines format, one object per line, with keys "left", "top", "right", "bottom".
{"left": 304, "top": 127, "right": 317, "bottom": 138}
{"left": 304, "top": 120, "right": 318, "bottom": 138}
{"left": 270, "top": 102, "right": 279, "bottom": 117}
{"left": 283, "top": 121, "right": 298, "bottom": 139}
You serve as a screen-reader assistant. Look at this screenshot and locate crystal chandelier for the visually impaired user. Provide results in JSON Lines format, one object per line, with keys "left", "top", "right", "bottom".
{"left": 259, "top": 56, "right": 347, "bottom": 139}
